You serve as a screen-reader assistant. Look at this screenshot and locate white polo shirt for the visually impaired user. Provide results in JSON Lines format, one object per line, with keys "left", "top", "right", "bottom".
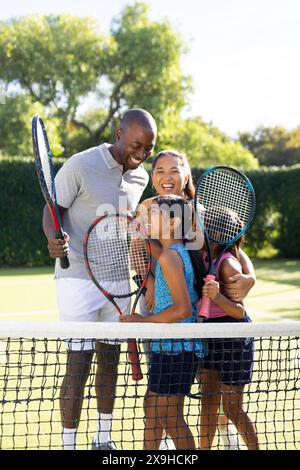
{"left": 54, "top": 143, "right": 149, "bottom": 280}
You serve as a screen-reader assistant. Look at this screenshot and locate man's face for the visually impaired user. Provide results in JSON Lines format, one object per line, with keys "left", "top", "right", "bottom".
{"left": 116, "top": 123, "right": 156, "bottom": 170}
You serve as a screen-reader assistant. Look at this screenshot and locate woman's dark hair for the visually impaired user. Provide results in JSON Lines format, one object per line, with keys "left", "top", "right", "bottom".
{"left": 152, "top": 150, "right": 195, "bottom": 200}
{"left": 154, "top": 195, "right": 205, "bottom": 296}
{"left": 229, "top": 236, "right": 245, "bottom": 261}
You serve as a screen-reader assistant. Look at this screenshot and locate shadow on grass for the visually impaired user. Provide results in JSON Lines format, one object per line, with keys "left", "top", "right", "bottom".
{"left": 251, "top": 286, "right": 300, "bottom": 298}
{"left": 269, "top": 307, "right": 300, "bottom": 314}
{"left": 253, "top": 258, "right": 300, "bottom": 287}
{"left": 253, "top": 258, "right": 300, "bottom": 273}
{"left": 257, "top": 278, "right": 300, "bottom": 288}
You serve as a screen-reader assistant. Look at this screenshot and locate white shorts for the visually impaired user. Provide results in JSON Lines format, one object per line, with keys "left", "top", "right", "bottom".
{"left": 56, "top": 278, "right": 130, "bottom": 350}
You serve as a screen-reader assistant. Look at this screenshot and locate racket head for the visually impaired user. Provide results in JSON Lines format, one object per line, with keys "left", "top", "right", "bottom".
{"left": 195, "top": 165, "right": 256, "bottom": 249}
{"left": 32, "top": 116, "right": 57, "bottom": 205}
{"left": 32, "top": 115, "right": 69, "bottom": 269}
{"left": 84, "top": 214, "right": 151, "bottom": 302}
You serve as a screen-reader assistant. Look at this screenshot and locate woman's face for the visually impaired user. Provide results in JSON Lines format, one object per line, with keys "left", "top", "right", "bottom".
{"left": 152, "top": 155, "right": 188, "bottom": 197}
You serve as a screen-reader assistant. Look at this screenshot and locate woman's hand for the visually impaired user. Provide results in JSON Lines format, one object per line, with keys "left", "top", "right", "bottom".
{"left": 119, "top": 314, "right": 145, "bottom": 323}
{"left": 202, "top": 279, "right": 220, "bottom": 302}
{"left": 222, "top": 273, "right": 255, "bottom": 302}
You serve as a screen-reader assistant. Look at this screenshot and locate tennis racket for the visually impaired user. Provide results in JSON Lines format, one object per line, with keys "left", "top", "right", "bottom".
{"left": 194, "top": 166, "right": 256, "bottom": 318}
{"left": 32, "top": 116, "right": 69, "bottom": 269}
{"left": 84, "top": 213, "right": 151, "bottom": 381}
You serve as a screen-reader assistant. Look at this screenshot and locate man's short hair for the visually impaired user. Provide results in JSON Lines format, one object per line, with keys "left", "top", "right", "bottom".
{"left": 120, "top": 108, "right": 157, "bottom": 134}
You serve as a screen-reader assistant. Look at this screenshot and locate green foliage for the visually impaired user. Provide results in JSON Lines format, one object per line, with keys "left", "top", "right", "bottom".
{"left": 0, "top": 4, "right": 191, "bottom": 157}
{"left": 0, "top": 15, "right": 105, "bottom": 108}
{"left": 157, "top": 117, "right": 259, "bottom": 169}
{"left": 0, "top": 94, "right": 32, "bottom": 156}
{"left": 109, "top": 3, "right": 190, "bottom": 122}
{"left": 0, "top": 95, "right": 62, "bottom": 157}
{"left": 239, "top": 126, "right": 300, "bottom": 166}
{"left": 0, "top": 157, "right": 63, "bottom": 266}
{"left": 271, "top": 166, "right": 300, "bottom": 257}
{"left": 1, "top": 159, "right": 299, "bottom": 266}
{"left": 0, "top": 14, "right": 108, "bottom": 156}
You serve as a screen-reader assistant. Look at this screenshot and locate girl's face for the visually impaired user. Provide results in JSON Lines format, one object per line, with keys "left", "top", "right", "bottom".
{"left": 146, "top": 204, "right": 163, "bottom": 239}
{"left": 152, "top": 155, "right": 189, "bottom": 197}
{"left": 147, "top": 204, "right": 183, "bottom": 241}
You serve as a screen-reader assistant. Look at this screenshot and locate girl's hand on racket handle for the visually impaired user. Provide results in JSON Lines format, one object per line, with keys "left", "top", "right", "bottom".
{"left": 47, "top": 232, "right": 70, "bottom": 259}
{"left": 120, "top": 314, "right": 144, "bottom": 323}
{"left": 202, "top": 279, "right": 220, "bottom": 302}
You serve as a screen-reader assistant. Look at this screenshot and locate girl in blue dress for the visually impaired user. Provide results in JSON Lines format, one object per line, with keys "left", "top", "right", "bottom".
{"left": 121, "top": 195, "right": 206, "bottom": 450}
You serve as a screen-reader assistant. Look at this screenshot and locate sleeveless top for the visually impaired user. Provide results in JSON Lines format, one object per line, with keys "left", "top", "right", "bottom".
{"left": 151, "top": 243, "right": 207, "bottom": 357}
{"left": 201, "top": 251, "right": 239, "bottom": 319}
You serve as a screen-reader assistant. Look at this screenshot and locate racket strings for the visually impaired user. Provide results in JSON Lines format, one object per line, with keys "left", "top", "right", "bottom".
{"left": 197, "top": 169, "right": 254, "bottom": 243}
{"left": 36, "top": 122, "right": 54, "bottom": 197}
{"left": 86, "top": 216, "right": 150, "bottom": 297}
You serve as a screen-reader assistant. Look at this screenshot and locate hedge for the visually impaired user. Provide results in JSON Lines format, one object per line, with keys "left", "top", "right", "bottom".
{"left": 0, "top": 158, "right": 299, "bottom": 266}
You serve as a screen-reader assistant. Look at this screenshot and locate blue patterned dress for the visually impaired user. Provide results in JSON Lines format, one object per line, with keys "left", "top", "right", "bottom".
{"left": 150, "top": 243, "right": 207, "bottom": 358}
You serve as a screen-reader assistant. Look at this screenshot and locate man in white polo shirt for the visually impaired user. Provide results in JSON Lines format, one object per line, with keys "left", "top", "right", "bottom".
{"left": 42, "top": 109, "right": 157, "bottom": 450}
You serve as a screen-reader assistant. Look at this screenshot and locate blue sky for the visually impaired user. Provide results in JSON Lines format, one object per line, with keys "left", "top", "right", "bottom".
{"left": 2, "top": 0, "right": 300, "bottom": 136}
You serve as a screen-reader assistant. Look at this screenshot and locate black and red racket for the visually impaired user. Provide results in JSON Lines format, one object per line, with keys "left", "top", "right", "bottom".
{"left": 32, "top": 115, "right": 69, "bottom": 269}
{"left": 84, "top": 214, "right": 151, "bottom": 381}
{"left": 194, "top": 166, "right": 256, "bottom": 318}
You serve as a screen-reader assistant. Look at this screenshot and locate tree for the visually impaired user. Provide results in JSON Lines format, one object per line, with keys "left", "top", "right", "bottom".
{"left": 0, "top": 94, "right": 62, "bottom": 156}
{"left": 157, "top": 116, "right": 259, "bottom": 169}
{"left": 239, "top": 126, "right": 300, "bottom": 166}
{"left": 0, "top": 3, "right": 191, "bottom": 157}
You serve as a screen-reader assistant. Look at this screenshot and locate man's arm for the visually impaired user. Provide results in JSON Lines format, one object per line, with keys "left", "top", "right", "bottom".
{"left": 42, "top": 204, "right": 69, "bottom": 259}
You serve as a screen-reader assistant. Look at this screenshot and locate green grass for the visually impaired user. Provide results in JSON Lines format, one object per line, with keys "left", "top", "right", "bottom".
{"left": 0, "top": 258, "right": 299, "bottom": 322}
{"left": 0, "top": 266, "right": 57, "bottom": 321}
{"left": 246, "top": 258, "right": 300, "bottom": 322}
{"left": 0, "top": 266, "right": 54, "bottom": 277}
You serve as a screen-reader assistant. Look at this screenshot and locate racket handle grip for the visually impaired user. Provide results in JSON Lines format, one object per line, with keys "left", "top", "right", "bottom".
{"left": 128, "top": 339, "right": 143, "bottom": 381}
{"left": 55, "top": 232, "right": 70, "bottom": 269}
{"left": 60, "top": 256, "right": 70, "bottom": 270}
{"left": 198, "top": 275, "right": 216, "bottom": 319}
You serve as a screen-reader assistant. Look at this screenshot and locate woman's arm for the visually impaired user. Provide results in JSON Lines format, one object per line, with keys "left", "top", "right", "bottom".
{"left": 204, "top": 258, "right": 245, "bottom": 320}
{"left": 121, "top": 250, "right": 193, "bottom": 323}
{"left": 222, "top": 248, "right": 256, "bottom": 302}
